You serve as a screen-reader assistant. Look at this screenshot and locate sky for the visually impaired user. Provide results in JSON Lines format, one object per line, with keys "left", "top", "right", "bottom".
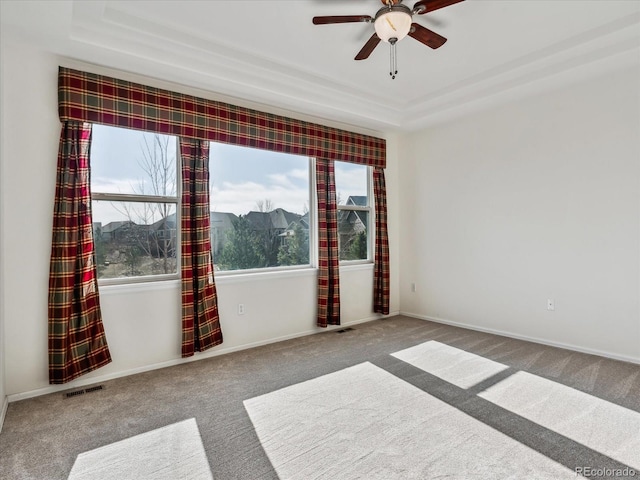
{"left": 90, "top": 124, "right": 368, "bottom": 225}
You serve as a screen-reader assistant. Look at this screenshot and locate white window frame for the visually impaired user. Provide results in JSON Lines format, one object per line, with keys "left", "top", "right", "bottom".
{"left": 211, "top": 153, "right": 316, "bottom": 277}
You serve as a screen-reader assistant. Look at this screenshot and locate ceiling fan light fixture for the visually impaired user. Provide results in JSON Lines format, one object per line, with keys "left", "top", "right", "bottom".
{"left": 374, "top": 6, "right": 412, "bottom": 43}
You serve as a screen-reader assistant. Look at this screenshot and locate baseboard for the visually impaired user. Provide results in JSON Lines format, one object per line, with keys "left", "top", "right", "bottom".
{"left": 401, "top": 311, "right": 640, "bottom": 366}
{"left": 7, "top": 314, "right": 394, "bottom": 403}
{"left": 0, "top": 395, "right": 8, "bottom": 433}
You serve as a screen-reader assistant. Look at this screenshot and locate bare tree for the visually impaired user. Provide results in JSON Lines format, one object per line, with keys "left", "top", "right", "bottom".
{"left": 255, "top": 198, "right": 274, "bottom": 213}
{"left": 116, "top": 134, "right": 177, "bottom": 275}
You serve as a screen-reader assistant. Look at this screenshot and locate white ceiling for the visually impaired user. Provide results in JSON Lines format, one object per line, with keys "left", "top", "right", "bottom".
{"left": 1, "top": 0, "right": 639, "bottom": 133}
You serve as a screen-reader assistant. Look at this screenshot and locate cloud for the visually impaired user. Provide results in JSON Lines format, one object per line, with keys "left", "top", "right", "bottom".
{"left": 288, "top": 168, "right": 308, "bottom": 180}
{"left": 334, "top": 163, "right": 368, "bottom": 204}
{"left": 266, "top": 173, "right": 295, "bottom": 189}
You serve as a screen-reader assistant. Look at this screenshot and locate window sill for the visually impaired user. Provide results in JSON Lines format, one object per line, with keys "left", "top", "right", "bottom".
{"left": 98, "top": 278, "right": 180, "bottom": 295}
{"left": 339, "top": 262, "right": 374, "bottom": 272}
{"left": 97, "top": 262, "right": 373, "bottom": 293}
{"left": 215, "top": 266, "right": 317, "bottom": 285}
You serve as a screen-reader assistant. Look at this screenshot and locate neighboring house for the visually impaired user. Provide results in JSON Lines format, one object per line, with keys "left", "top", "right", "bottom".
{"left": 246, "top": 208, "right": 302, "bottom": 245}
{"left": 345, "top": 196, "right": 366, "bottom": 207}
{"left": 96, "top": 215, "right": 177, "bottom": 259}
{"left": 210, "top": 212, "right": 238, "bottom": 255}
{"left": 92, "top": 222, "right": 102, "bottom": 241}
{"left": 338, "top": 196, "right": 368, "bottom": 258}
{"left": 340, "top": 196, "right": 368, "bottom": 234}
{"left": 154, "top": 211, "right": 237, "bottom": 257}
{"left": 246, "top": 208, "right": 301, "bottom": 232}
{"left": 340, "top": 211, "right": 367, "bottom": 235}
{"left": 298, "top": 212, "right": 310, "bottom": 231}
{"left": 96, "top": 211, "right": 244, "bottom": 259}
{"left": 99, "top": 221, "right": 138, "bottom": 243}
{"left": 281, "top": 212, "right": 310, "bottom": 241}
{"left": 149, "top": 214, "right": 178, "bottom": 258}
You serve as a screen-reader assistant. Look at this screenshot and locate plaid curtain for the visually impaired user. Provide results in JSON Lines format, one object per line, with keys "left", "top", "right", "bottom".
{"left": 180, "top": 138, "right": 223, "bottom": 357}
{"left": 373, "top": 168, "right": 390, "bottom": 315}
{"left": 48, "top": 122, "right": 112, "bottom": 384}
{"left": 316, "top": 158, "right": 341, "bottom": 327}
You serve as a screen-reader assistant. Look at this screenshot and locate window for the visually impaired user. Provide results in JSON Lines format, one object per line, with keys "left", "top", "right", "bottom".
{"left": 335, "top": 161, "right": 372, "bottom": 262}
{"left": 90, "top": 124, "right": 179, "bottom": 281}
{"left": 209, "top": 142, "right": 311, "bottom": 272}
{"left": 90, "top": 127, "right": 368, "bottom": 280}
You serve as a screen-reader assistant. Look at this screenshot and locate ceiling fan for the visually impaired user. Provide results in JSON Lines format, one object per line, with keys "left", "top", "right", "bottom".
{"left": 313, "top": 0, "right": 464, "bottom": 79}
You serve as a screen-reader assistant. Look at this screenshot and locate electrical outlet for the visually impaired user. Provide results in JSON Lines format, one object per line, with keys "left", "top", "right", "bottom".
{"left": 238, "top": 303, "right": 245, "bottom": 315}
{"left": 547, "top": 299, "right": 555, "bottom": 311}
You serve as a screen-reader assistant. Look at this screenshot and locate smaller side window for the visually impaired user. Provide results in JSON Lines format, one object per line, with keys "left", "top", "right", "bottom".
{"left": 335, "top": 162, "right": 371, "bottom": 262}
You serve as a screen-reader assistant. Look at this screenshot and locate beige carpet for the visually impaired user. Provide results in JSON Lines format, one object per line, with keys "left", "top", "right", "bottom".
{"left": 393, "top": 340, "right": 640, "bottom": 472}
{"left": 67, "top": 418, "right": 212, "bottom": 480}
{"left": 244, "top": 361, "right": 576, "bottom": 479}
{"left": 392, "top": 339, "right": 510, "bottom": 389}
{"left": 2, "top": 316, "right": 639, "bottom": 479}
{"left": 479, "top": 371, "right": 640, "bottom": 471}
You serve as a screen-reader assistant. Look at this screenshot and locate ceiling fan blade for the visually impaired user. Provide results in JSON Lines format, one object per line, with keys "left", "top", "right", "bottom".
{"left": 408, "top": 23, "right": 447, "bottom": 49}
{"left": 355, "top": 33, "right": 381, "bottom": 60}
{"left": 313, "top": 15, "right": 372, "bottom": 25}
{"left": 413, "top": 0, "right": 464, "bottom": 15}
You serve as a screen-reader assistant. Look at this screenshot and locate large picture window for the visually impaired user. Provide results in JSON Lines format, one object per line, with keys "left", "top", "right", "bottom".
{"left": 335, "top": 161, "right": 372, "bottom": 262}
{"left": 90, "top": 125, "right": 179, "bottom": 281}
{"left": 209, "top": 143, "right": 311, "bottom": 272}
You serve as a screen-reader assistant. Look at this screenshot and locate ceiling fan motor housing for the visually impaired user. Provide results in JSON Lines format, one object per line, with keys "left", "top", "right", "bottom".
{"left": 374, "top": 4, "right": 413, "bottom": 43}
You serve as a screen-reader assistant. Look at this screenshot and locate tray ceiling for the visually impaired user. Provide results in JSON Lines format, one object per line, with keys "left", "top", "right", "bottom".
{"left": 1, "top": 0, "right": 639, "bottom": 132}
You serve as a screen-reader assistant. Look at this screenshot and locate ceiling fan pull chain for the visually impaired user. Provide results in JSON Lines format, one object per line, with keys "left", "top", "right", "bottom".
{"left": 394, "top": 41, "right": 398, "bottom": 78}
{"left": 389, "top": 38, "right": 398, "bottom": 80}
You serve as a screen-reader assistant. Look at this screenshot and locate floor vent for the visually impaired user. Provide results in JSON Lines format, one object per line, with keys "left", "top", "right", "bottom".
{"left": 65, "top": 390, "right": 85, "bottom": 398}
{"left": 335, "top": 327, "right": 355, "bottom": 334}
{"left": 64, "top": 385, "right": 104, "bottom": 399}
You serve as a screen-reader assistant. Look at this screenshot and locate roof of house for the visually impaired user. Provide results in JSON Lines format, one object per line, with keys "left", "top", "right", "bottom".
{"left": 340, "top": 210, "right": 368, "bottom": 231}
{"left": 101, "top": 221, "right": 136, "bottom": 233}
{"left": 345, "top": 196, "right": 367, "bottom": 207}
{"left": 246, "top": 208, "right": 302, "bottom": 231}
{"left": 210, "top": 211, "right": 238, "bottom": 227}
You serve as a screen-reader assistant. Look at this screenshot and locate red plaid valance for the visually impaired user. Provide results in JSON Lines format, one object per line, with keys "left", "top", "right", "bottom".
{"left": 58, "top": 67, "right": 386, "bottom": 168}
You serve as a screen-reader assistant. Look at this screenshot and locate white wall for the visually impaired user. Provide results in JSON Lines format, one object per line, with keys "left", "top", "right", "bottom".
{"left": 0, "top": 39, "right": 400, "bottom": 399}
{"left": 0, "top": 29, "right": 8, "bottom": 427}
{"left": 400, "top": 65, "right": 640, "bottom": 363}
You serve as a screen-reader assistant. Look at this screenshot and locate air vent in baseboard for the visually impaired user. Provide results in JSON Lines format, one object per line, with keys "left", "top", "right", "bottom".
{"left": 64, "top": 385, "right": 104, "bottom": 399}
{"left": 335, "top": 327, "right": 354, "bottom": 334}
{"left": 65, "top": 390, "right": 85, "bottom": 398}
{"left": 84, "top": 385, "right": 104, "bottom": 393}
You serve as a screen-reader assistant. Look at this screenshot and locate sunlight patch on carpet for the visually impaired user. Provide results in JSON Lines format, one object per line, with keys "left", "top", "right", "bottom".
{"left": 244, "top": 362, "right": 574, "bottom": 479}
{"left": 391, "top": 340, "right": 509, "bottom": 389}
{"left": 67, "top": 418, "right": 212, "bottom": 480}
{"left": 478, "top": 371, "right": 640, "bottom": 470}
